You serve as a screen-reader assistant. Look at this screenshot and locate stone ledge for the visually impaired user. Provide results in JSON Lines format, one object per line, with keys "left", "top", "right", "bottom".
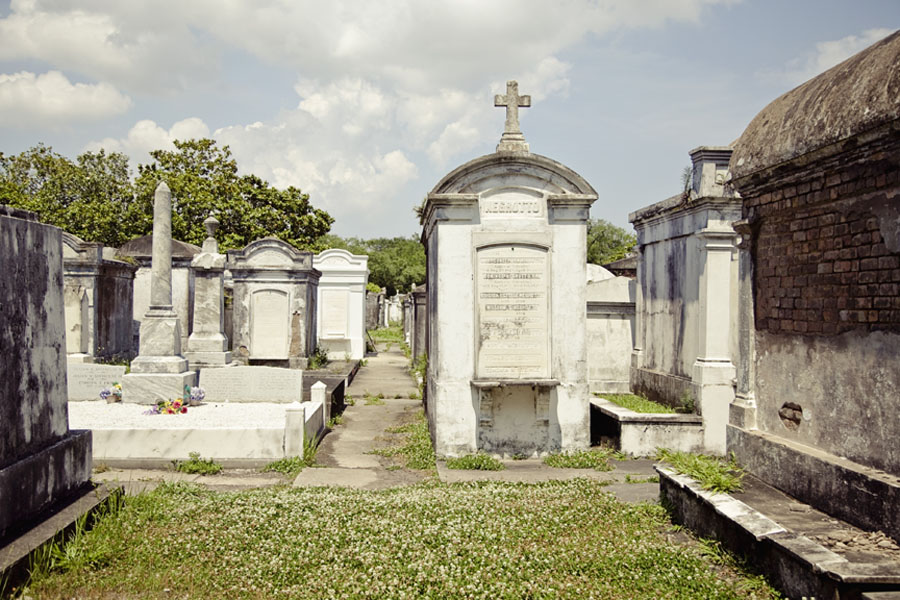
{"left": 658, "top": 465, "right": 900, "bottom": 599}
{"left": 728, "top": 425, "right": 900, "bottom": 543}
{"left": 471, "top": 379, "right": 559, "bottom": 389}
{"left": 591, "top": 398, "right": 704, "bottom": 455}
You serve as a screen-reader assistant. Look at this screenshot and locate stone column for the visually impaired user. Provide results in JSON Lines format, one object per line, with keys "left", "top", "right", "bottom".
{"left": 691, "top": 227, "right": 738, "bottom": 454}
{"left": 124, "top": 182, "right": 197, "bottom": 402}
{"left": 185, "top": 216, "right": 232, "bottom": 368}
{"left": 729, "top": 219, "right": 758, "bottom": 430}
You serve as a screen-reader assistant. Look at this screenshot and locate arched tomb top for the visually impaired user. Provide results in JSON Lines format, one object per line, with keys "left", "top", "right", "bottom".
{"left": 429, "top": 152, "right": 597, "bottom": 198}
{"left": 227, "top": 237, "right": 314, "bottom": 270}
{"left": 314, "top": 248, "right": 369, "bottom": 270}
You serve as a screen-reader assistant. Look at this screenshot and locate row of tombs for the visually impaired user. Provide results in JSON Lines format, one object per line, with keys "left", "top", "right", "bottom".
{"left": 62, "top": 219, "right": 371, "bottom": 404}
{"left": 2, "top": 31, "right": 898, "bottom": 588}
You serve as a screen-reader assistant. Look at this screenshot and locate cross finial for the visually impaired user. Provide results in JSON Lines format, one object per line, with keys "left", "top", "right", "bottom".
{"left": 494, "top": 80, "right": 531, "bottom": 153}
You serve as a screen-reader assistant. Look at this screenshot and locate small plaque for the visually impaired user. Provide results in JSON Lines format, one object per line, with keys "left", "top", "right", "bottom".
{"left": 476, "top": 244, "right": 549, "bottom": 378}
{"left": 321, "top": 289, "right": 349, "bottom": 337}
{"left": 250, "top": 289, "right": 289, "bottom": 358}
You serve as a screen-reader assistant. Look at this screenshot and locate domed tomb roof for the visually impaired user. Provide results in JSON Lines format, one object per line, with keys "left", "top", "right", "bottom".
{"left": 731, "top": 30, "right": 900, "bottom": 181}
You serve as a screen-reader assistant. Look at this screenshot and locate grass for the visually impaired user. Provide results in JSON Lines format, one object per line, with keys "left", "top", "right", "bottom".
{"left": 656, "top": 449, "right": 745, "bottom": 493}
{"left": 445, "top": 453, "right": 505, "bottom": 471}
{"left": 368, "top": 325, "right": 404, "bottom": 343}
{"left": 306, "top": 345, "right": 330, "bottom": 370}
{"left": 21, "top": 480, "right": 781, "bottom": 599}
{"left": 173, "top": 452, "right": 222, "bottom": 475}
{"left": 543, "top": 447, "right": 621, "bottom": 471}
{"left": 370, "top": 410, "right": 436, "bottom": 472}
{"left": 364, "top": 393, "right": 385, "bottom": 405}
{"left": 601, "top": 393, "right": 676, "bottom": 414}
{"left": 263, "top": 433, "right": 321, "bottom": 477}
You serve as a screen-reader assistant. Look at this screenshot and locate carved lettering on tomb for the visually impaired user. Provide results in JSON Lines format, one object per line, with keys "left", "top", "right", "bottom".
{"left": 476, "top": 244, "right": 550, "bottom": 379}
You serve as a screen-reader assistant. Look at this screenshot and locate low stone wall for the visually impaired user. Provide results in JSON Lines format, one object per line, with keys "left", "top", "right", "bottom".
{"left": 590, "top": 398, "right": 703, "bottom": 455}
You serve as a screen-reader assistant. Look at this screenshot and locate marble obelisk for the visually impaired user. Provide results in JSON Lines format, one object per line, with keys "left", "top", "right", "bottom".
{"left": 123, "top": 181, "right": 197, "bottom": 402}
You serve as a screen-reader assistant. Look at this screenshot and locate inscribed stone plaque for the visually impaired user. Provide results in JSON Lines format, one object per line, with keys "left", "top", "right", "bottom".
{"left": 250, "top": 289, "right": 289, "bottom": 358}
{"left": 476, "top": 244, "right": 549, "bottom": 379}
{"left": 199, "top": 365, "right": 303, "bottom": 403}
{"left": 479, "top": 190, "right": 544, "bottom": 220}
{"left": 67, "top": 363, "right": 127, "bottom": 401}
{"left": 321, "top": 289, "right": 349, "bottom": 337}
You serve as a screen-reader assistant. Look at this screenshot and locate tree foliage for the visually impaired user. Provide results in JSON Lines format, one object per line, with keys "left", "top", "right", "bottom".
{"left": 321, "top": 234, "right": 425, "bottom": 296}
{"left": 0, "top": 144, "right": 140, "bottom": 247}
{"left": 586, "top": 219, "right": 636, "bottom": 266}
{"left": 0, "top": 140, "right": 333, "bottom": 252}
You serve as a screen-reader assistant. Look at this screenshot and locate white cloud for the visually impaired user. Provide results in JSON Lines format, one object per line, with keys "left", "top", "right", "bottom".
{"left": 764, "top": 28, "right": 895, "bottom": 86}
{"left": 85, "top": 117, "right": 210, "bottom": 164}
{"left": 0, "top": 70, "right": 131, "bottom": 127}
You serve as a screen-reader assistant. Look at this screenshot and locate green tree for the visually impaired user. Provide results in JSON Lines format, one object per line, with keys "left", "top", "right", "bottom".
{"left": 0, "top": 145, "right": 139, "bottom": 247}
{"left": 322, "top": 234, "right": 425, "bottom": 296}
{"left": 586, "top": 219, "right": 636, "bottom": 266}
{"left": 134, "top": 139, "right": 333, "bottom": 251}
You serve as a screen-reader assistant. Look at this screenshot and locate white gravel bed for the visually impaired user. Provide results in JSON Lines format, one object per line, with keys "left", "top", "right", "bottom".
{"left": 68, "top": 401, "right": 293, "bottom": 430}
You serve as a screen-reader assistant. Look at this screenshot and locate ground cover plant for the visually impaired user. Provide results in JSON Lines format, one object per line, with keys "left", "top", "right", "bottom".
{"left": 22, "top": 479, "right": 780, "bottom": 599}
{"left": 173, "top": 452, "right": 222, "bottom": 475}
{"left": 445, "top": 453, "right": 505, "bottom": 471}
{"left": 600, "top": 393, "right": 676, "bottom": 414}
{"left": 656, "top": 449, "right": 745, "bottom": 493}
{"left": 368, "top": 324, "right": 404, "bottom": 344}
{"left": 370, "top": 410, "right": 436, "bottom": 472}
{"left": 263, "top": 435, "right": 320, "bottom": 477}
{"left": 543, "top": 447, "right": 619, "bottom": 470}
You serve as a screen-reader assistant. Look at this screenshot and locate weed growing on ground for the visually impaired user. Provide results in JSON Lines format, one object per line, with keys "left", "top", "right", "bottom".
{"left": 543, "top": 448, "right": 617, "bottom": 471}
{"left": 369, "top": 325, "right": 404, "bottom": 343}
{"left": 263, "top": 456, "right": 306, "bottom": 477}
{"left": 601, "top": 393, "right": 676, "bottom": 414}
{"left": 656, "top": 449, "right": 744, "bottom": 493}
{"left": 344, "top": 394, "right": 355, "bottom": 406}
{"left": 364, "top": 394, "right": 385, "bottom": 405}
{"left": 307, "top": 345, "right": 330, "bottom": 370}
{"left": 173, "top": 452, "right": 222, "bottom": 475}
{"left": 327, "top": 414, "right": 344, "bottom": 428}
{"left": 24, "top": 480, "right": 781, "bottom": 599}
{"left": 625, "top": 474, "right": 660, "bottom": 484}
{"left": 446, "top": 453, "right": 505, "bottom": 471}
{"left": 372, "top": 410, "right": 436, "bottom": 471}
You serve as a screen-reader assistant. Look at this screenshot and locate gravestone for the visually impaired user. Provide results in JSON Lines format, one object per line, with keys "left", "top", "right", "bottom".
{"left": 410, "top": 284, "right": 427, "bottom": 360}
{"left": 421, "top": 80, "right": 596, "bottom": 456}
{"left": 227, "top": 238, "right": 320, "bottom": 368}
{"left": 0, "top": 205, "right": 92, "bottom": 539}
{"left": 199, "top": 366, "right": 303, "bottom": 402}
{"left": 184, "top": 216, "right": 232, "bottom": 367}
{"left": 313, "top": 248, "right": 369, "bottom": 360}
{"left": 62, "top": 232, "right": 136, "bottom": 363}
{"left": 122, "top": 182, "right": 197, "bottom": 403}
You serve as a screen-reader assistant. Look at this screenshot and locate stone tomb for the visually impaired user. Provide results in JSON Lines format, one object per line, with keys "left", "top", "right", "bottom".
{"left": 62, "top": 232, "right": 136, "bottom": 364}
{"left": 228, "top": 238, "right": 320, "bottom": 368}
{"left": 313, "top": 248, "right": 368, "bottom": 360}
{"left": 421, "top": 81, "right": 596, "bottom": 456}
{"left": 0, "top": 205, "right": 91, "bottom": 539}
{"left": 585, "top": 265, "right": 635, "bottom": 394}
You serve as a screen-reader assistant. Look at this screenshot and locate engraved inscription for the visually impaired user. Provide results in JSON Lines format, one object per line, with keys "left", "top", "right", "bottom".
{"left": 321, "top": 289, "right": 349, "bottom": 337}
{"left": 200, "top": 366, "right": 303, "bottom": 403}
{"left": 250, "top": 289, "right": 289, "bottom": 358}
{"left": 476, "top": 245, "right": 549, "bottom": 378}
{"left": 481, "top": 198, "right": 541, "bottom": 215}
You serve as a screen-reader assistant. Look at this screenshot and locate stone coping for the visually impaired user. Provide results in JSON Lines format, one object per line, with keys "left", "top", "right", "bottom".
{"left": 657, "top": 465, "right": 900, "bottom": 595}
{"left": 471, "top": 379, "right": 559, "bottom": 389}
{"left": 591, "top": 397, "right": 701, "bottom": 425}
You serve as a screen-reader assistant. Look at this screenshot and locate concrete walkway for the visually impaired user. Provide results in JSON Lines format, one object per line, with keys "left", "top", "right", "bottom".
{"left": 293, "top": 343, "right": 427, "bottom": 490}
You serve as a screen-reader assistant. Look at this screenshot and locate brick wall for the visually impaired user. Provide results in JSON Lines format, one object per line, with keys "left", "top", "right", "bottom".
{"left": 742, "top": 132, "right": 900, "bottom": 335}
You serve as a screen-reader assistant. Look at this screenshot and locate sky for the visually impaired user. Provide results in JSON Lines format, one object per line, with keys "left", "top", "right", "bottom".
{"left": 1, "top": 0, "right": 897, "bottom": 239}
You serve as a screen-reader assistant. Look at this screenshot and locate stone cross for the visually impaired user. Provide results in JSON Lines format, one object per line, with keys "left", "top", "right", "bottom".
{"left": 494, "top": 80, "right": 531, "bottom": 153}
{"left": 494, "top": 80, "right": 531, "bottom": 135}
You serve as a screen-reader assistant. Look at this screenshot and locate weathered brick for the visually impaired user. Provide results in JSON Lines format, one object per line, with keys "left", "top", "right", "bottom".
{"left": 879, "top": 255, "right": 900, "bottom": 269}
